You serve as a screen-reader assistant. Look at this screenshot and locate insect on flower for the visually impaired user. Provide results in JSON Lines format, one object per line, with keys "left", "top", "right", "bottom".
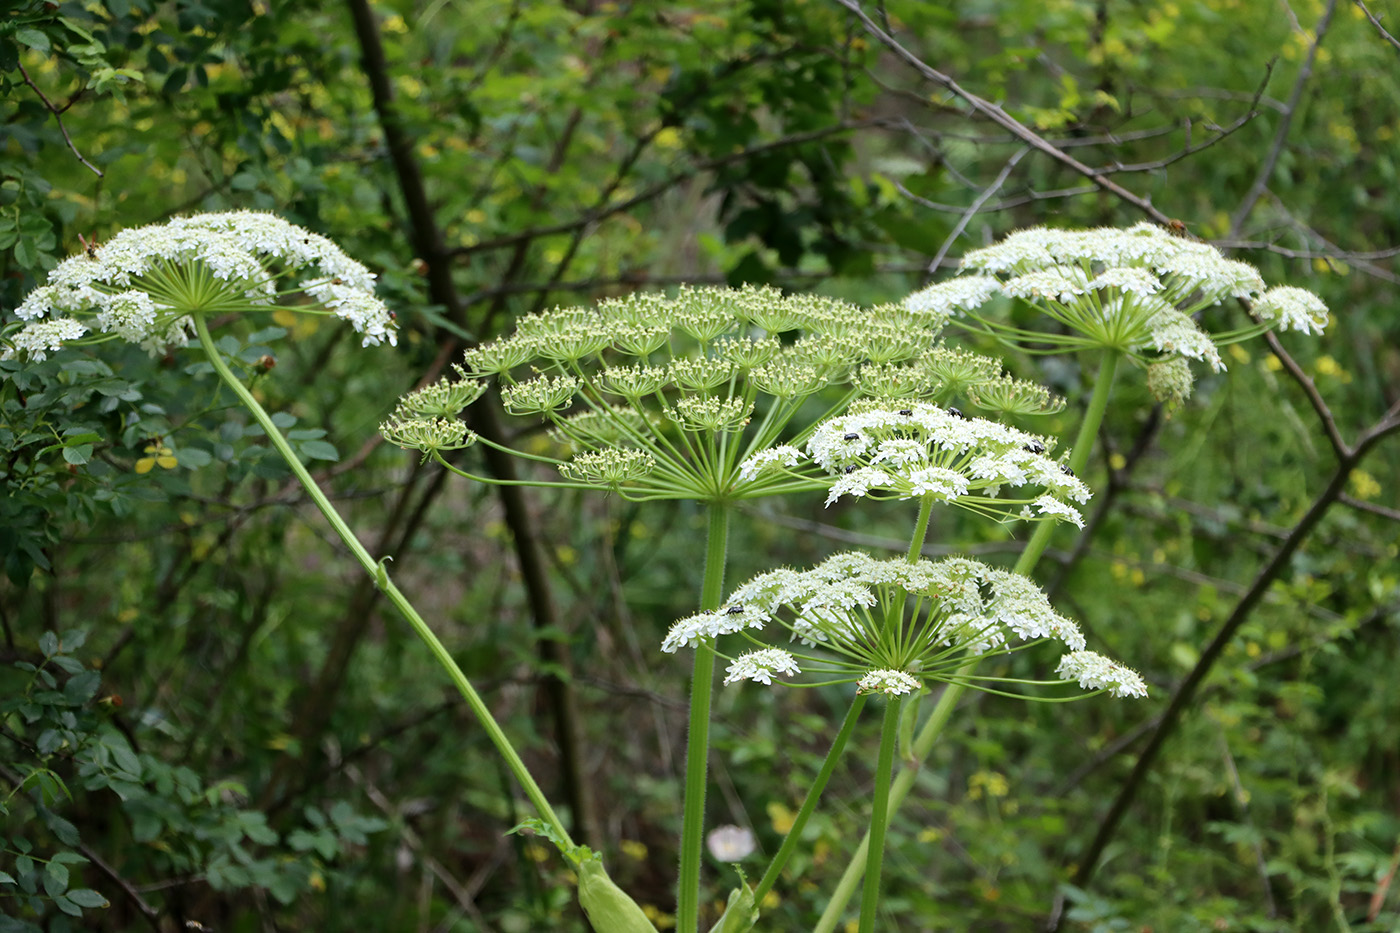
{"left": 947, "top": 407, "right": 967, "bottom": 419}
{"left": 78, "top": 233, "right": 100, "bottom": 259}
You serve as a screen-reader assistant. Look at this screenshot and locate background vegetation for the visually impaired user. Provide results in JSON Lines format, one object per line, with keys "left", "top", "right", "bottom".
{"left": 2, "top": 0, "right": 1398, "bottom": 930}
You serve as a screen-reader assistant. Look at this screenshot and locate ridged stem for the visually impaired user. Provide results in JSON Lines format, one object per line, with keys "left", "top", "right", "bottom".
{"left": 191, "top": 312, "right": 573, "bottom": 848}
{"left": 677, "top": 503, "right": 730, "bottom": 933}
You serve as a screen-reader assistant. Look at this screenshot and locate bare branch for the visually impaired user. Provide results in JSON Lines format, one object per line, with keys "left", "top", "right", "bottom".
{"left": 1262, "top": 328, "right": 1350, "bottom": 458}
{"left": 1213, "top": 238, "right": 1400, "bottom": 262}
{"left": 16, "top": 63, "right": 103, "bottom": 177}
{"left": 895, "top": 181, "right": 1098, "bottom": 215}
{"left": 1094, "top": 62, "right": 1274, "bottom": 176}
{"left": 1354, "top": 0, "right": 1400, "bottom": 53}
{"left": 1228, "top": 0, "right": 1338, "bottom": 236}
{"left": 926, "top": 147, "right": 1028, "bottom": 274}
{"left": 1339, "top": 494, "right": 1400, "bottom": 523}
{"left": 832, "top": 0, "right": 1177, "bottom": 226}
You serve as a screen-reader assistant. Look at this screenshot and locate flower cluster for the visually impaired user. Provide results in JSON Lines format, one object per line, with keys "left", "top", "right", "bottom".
{"left": 383, "top": 286, "right": 987, "bottom": 499}
{"left": 904, "top": 223, "right": 1329, "bottom": 395}
{"left": 661, "top": 551, "right": 1144, "bottom": 699}
{"left": 740, "top": 401, "right": 1090, "bottom": 525}
{"left": 4, "top": 211, "right": 398, "bottom": 360}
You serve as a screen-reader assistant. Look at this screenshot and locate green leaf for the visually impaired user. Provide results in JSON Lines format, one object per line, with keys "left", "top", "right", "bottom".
{"left": 63, "top": 670, "right": 101, "bottom": 705}
{"left": 52, "top": 893, "right": 83, "bottom": 916}
{"left": 62, "top": 444, "right": 93, "bottom": 465}
{"left": 14, "top": 29, "right": 50, "bottom": 53}
{"left": 43, "top": 861, "right": 69, "bottom": 897}
{"left": 39, "top": 632, "right": 58, "bottom": 658}
{"left": 0, "top": 870, "right": 15, "bottom": 885}
{"left": 298, "top": 440, "right": 339, "bottom": 462}
{"left": 65, "top": 888, "right": 109, "bottom": 909}
{"left": 43, "top": 810, "right": 81, "bottom": 846}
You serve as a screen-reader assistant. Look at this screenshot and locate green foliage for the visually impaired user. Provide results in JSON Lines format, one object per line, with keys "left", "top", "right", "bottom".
{"left": 2, "top": 0, "right": 1399, "bottom": 930}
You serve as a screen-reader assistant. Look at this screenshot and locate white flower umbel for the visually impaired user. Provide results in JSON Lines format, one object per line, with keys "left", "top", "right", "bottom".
{"left": 857, "top": 670, "right": 921, "bottom": 696}
{"left": 663, "top": 551, "right": 1141, "bottom": 699}
{"left": 3, "top": 211, "right": 398, "bottom": 360}
{"left": 724, "top": 648, "right": 801, "bottom": 685}
{"left": 1055, "top": 650, "right": 1148, "bottom": 698}
{"left": 740, "top": 401, "right": 1089, "bottom": 526}
{"left": 905, "top": 223, "right": 1328, "bottom": 398}
{"left": 1251, "top": 286, "right": 1331, "bottom": 335}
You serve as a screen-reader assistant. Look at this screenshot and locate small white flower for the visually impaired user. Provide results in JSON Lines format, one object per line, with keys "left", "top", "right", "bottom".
{"left": 857, "top": 669, "right": 921, "bottom": 696}
{"left": 3, "top": 317, "right": 89, "bottom": 361}
{"left": 739, "top": 445, "right": 804, "bottom": 481}
{"left": 1252, "top": 286, "right": 1330, "bottom": 335}
{"left": 1032, "top": 495, "right": 1085, "bottom": 528}
{"left": 1056, "top": 650, "right": 1148, "bottom": 698}
{"left": 724, "top": 648, "right": 801, "bottom": 685}
{"left": 904, "top": 275, "right": 1001, "bottom": 316}
{"left": 706, "top": 825, "right": 757, "bottom": 862}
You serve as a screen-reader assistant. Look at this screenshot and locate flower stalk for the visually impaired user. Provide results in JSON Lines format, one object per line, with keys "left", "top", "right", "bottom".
{"left": 189, "top": 311, "right": 575, "bottom": 850}
{"left": 677, "top": 503, "right": 730, "bottom": 933}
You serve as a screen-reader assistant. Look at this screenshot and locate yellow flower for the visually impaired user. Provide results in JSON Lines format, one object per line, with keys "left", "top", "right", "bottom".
{"left": 135, "top": 444, "right": 177, "bottom": 474}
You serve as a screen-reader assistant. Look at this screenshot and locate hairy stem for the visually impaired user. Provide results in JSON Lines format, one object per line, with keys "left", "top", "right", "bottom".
{"left": 752, "top": 694, "right": 868, "bottom": 902}
{"left": 678, "top": 503, "right": 731, "bottom": 933}
{"left": 192, "top": 312, "right": 573, "bottom": 848}
{"left": 858, "top": 697, "right": 903, "bottom": 933}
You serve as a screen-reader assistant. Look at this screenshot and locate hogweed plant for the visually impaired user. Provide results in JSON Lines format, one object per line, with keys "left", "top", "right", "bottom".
{"left": 379, "top": 283, "right": 1066, "bottom": 932}
{"left": 381, "top": 280, "right": 1131, "bottom": 931}
{"left": 801, "top": 223, "right": 1332, "bottom": 931}
{"left": 1, "top": 211, "right": 584, "bottom": 918}
{"left": 5, "top": 214, "right": 1329, "bottom": 933}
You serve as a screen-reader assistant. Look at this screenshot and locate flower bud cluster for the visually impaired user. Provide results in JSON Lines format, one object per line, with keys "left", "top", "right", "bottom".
{"left": 5, "top": 211, "right": 398, "bottom": 359}
{"left": 390, "top": 284, "right": 959, "bottom": 499}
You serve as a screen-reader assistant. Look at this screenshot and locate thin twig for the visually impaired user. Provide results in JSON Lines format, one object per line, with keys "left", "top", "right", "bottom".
{"left": 926, "top": 147, "right": 1028, "bottom": 275}
{"left": 1228, "top": 0, "right": 1338, "bottom": 236}
{"left": 1212, "top": 239, "right": 1400, "bottom": 262}
{"left": 1094, "top": 62, "right": 1274, "bottom": 176}
{"left": 1262, "top": 328, "right": 1349, "bottom": 458}
{"left": 448, "top": 120, "right": 874, "bottom": 259}
{"left": 832, "top": 0, "right": 1177, "bottom": 226}
{"left": 1338, "top": 494, "right": 1400, "bottom": 523}
{"left": 15, "top": 63, "right": 104, "bottom": 177}
{"left": 1354, "top": 0, "right": 1400, "bottom": 52}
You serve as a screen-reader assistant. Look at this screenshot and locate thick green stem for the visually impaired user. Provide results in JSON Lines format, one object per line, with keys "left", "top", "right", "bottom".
{"left": 906, "top": 494, "right": 935, "bottom": 564}
{"left": 1013, "top": 351, "right": 1120, "bottom": 576}
{"left": 858, "top": 697, "right": 903, "bottom": 933}
{"left": 814, "top": 351, "right": 1123, "bottom": 932}
{"left": 678, "top": 504, "right": 731, "bottom": 933}
{"left": 191, "top": 313, "right": 574, "bottom": 849}
{"left": 752, "top": 694, "right": 867, "bottom": 903}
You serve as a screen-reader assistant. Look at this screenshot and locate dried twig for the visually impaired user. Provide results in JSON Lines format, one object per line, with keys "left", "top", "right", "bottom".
{"left": 833, "top": 0, "right": 1177, "bottom": 226}
{"left": 926, "top": 147, "right": 1028, "bottom": 274}
{"left": 15, "top": 63, "right": 103, "bottom": 177}
{"left": 1355, "top": 0, "right": 1400, "bottom": 53}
